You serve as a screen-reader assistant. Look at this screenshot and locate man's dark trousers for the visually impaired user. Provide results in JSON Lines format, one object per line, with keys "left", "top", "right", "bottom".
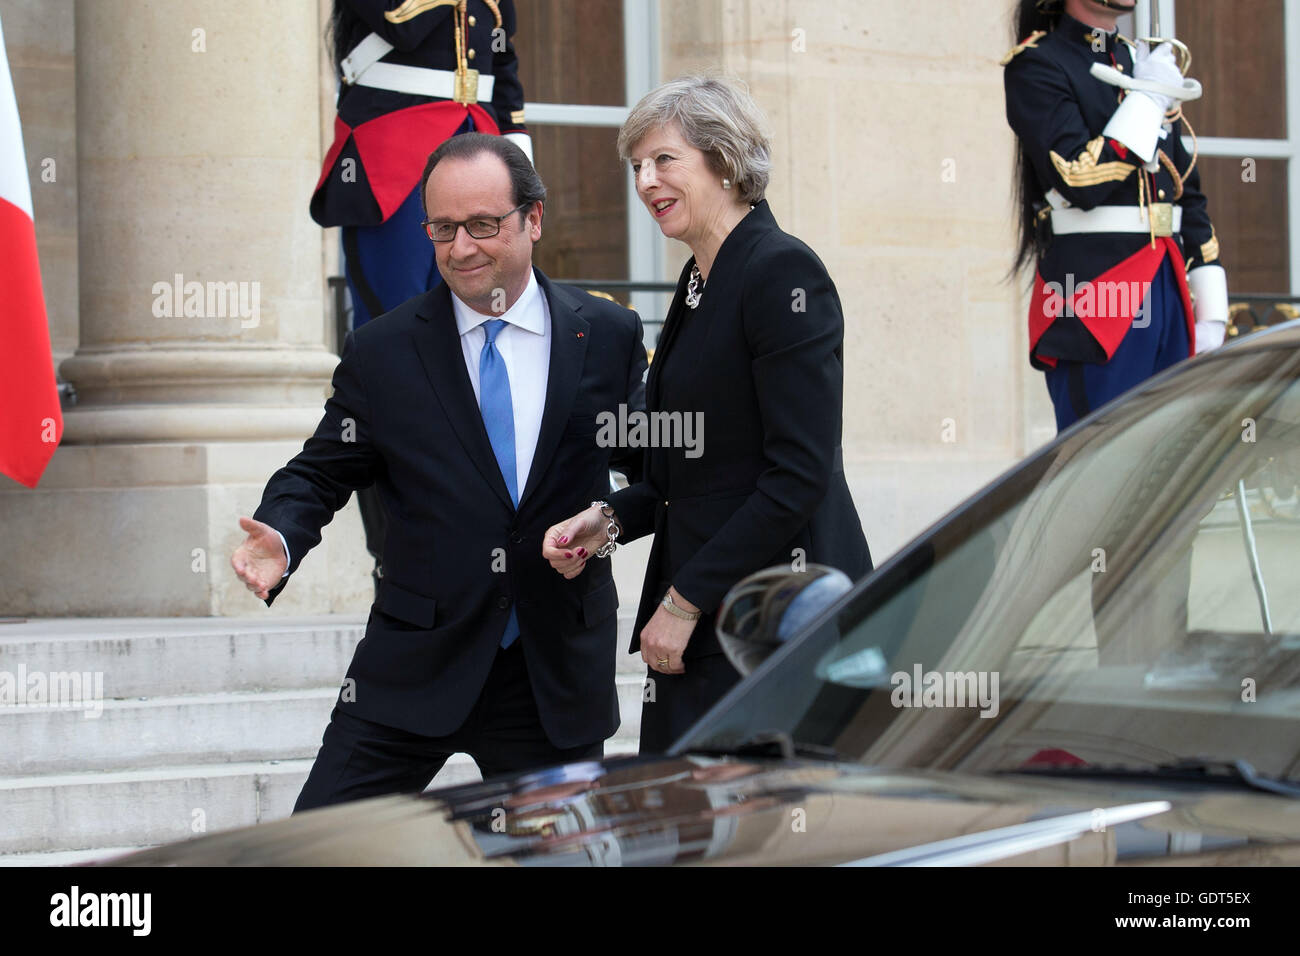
{"left": 294, "top": 642, "right": 603, "bottom": 812}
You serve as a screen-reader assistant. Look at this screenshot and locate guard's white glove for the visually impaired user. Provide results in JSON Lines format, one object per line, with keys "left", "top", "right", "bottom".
{"left": 1103, "top": 42, "right": 1183, "bottom": 163}
{"left": 1189, "top": 264, "right": 1229, "bottom": 354}
{"left": 1195, "top": 320, "right": 1227, "bottom": 353}
{"left": 1132, "top": 42, "right": 1183, "bottom": 114}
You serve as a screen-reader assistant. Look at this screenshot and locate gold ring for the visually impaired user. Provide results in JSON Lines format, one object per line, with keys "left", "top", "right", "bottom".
{"left": 657, "top": 658, "right": 669, "bottom": 665}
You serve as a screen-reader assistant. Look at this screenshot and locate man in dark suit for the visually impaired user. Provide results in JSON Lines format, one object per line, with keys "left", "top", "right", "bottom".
{"left": 232, "top": 133, "right": 647, "bottom": 810}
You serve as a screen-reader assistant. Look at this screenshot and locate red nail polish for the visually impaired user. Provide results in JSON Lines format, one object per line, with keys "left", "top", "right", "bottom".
{"left": 565, "top": 551, "right": 573, "bottom": 559}
{"left": 559, "top": 536, "right": 569, "bottom": 544}
{"left": 576, "top": 548, "right": 586, "bottom": 557}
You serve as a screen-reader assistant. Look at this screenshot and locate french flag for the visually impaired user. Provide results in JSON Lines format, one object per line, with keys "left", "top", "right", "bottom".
{"left": 0, "top": 12, "right": 62, "bottom": 488}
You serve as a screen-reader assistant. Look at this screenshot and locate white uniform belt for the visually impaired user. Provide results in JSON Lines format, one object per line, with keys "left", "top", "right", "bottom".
{"left": 1050, "top": 205, "right": 1182, "bottom": 235}
{"left": 342, "top": 32, "right": 493, "bottom": 102}
{"left": 352, "top": 63, "right": 494, "bottom": 102}
{"left": 341, "top": 32, "right": 395, "bottom": 83}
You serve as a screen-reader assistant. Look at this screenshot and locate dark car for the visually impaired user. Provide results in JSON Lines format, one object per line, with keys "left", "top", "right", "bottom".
{"left": 103, "top": 323, "right": 1300, "bottom": 866}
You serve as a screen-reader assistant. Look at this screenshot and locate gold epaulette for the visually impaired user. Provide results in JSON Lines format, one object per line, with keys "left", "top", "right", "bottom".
{"left": 385, "top": 0, "right": 458, "bottom": 24}
{"left": 1000, "top": 30, "right": 1047, "bottom": 66}
{"left": 386, "top": 0, "right": 503, "bottom": 29}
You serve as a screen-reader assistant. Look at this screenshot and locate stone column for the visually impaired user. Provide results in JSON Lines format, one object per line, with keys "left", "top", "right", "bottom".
{"left": 0, "top": 0, "right": 370, "bottom": 616}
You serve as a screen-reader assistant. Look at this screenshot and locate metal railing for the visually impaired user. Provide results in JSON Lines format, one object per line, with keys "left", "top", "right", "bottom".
{"left": 556, "top": 279, "right": 676, "bottom": 294}
{"left": 1227, "top": 294, "right": 1300, "bottom": 340}
{"left": 556, "top": 279, "right": 675, "bottom": 353}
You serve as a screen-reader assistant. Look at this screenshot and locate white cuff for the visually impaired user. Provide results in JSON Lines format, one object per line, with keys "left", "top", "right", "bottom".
{"left": 1195, "top": 320, "right": 1226, "bottom": 353}
{"left": 1188, "top": 264, "right": 1229, "bottom": 324}
{"left": 274, "top": 529, "right": 291, "bottom": 579}
{"left": 1102, "top": 92, "right": 1167, "bottom": 164}
{"left": 504, "top": 131, "right": 533, "bottom": 164}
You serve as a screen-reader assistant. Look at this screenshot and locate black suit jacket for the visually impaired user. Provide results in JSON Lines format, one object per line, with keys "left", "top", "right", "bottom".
{"left": 255, "top": 269, "right": 647, "bottom": 748}
{"left": 608, "top": 200, "right": 871, "bottom": 659}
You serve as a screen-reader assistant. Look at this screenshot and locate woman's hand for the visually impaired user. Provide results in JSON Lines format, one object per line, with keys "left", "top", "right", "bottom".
{"left": 542, "top": 504, "right": 608, "bottom": 579}
{"left": 640, "top": 587, "right": 699, "bottom": 674}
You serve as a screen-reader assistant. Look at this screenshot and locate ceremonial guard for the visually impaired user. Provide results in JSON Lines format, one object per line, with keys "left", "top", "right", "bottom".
{"left": 1004, "top": 0, "right": 1228, "bottom": 432}
{"left": 316, "top": 0, "right": 530, "bottom": 324}
{"left": 313, "top": 0, "right": 531, "bottom": 587}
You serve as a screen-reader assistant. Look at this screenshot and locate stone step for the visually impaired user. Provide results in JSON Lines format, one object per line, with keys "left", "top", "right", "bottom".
{"left": 0, "top": 755, "right": 480, "bottom": 856}
{"left": 0, "top": 738, "right": 641, "bottom": 858}
{"left": 0, "top": 614, "right": 645, "bottom": 699}
{"left": 1, "top": 676, "right": 644, "bottom": 774}
{"left": 0, "top": 614, "right": 648, "bottom": 857}
{"left": 0, "top": 615, "right": 367, "bottom": 698}
{"left": 0, "top": 758, "right": 318, "bottom": 855}
{"left": 0, "top": 845, "right": 155, "bottom": 867}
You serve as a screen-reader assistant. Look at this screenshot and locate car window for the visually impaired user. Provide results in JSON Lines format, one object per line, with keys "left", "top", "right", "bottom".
{"left": 1188, "top": 454, "right": 1300, "bottom": 636}
{"left": 678, "top": 341, "right": 1300, "bottom": 783}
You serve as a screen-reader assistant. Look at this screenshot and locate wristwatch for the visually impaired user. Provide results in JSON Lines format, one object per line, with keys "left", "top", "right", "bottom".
{"left": 660, "top": 590, "right": 701, "bottom": 621}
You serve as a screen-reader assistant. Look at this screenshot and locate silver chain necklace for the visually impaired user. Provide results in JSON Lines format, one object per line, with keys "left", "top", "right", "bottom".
{"left": 684, "top": 204, "right": 753, "bottom": 309}
{"left": 685, "top": 264, "right": 703, "bottom": 309}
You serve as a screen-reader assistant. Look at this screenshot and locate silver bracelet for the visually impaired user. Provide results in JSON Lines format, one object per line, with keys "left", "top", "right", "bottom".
{"left": 590, "top": 500, "right": 620, "bottom": 558}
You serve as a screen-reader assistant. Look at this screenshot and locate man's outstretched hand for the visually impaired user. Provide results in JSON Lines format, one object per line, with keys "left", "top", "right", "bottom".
{"left": 231, "top": 516, "right": 287, "bottom": 600}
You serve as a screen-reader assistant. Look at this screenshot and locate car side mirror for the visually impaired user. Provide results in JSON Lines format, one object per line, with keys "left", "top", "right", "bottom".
{"left": 715, "top": 564, "right": 853, "bottom": 676}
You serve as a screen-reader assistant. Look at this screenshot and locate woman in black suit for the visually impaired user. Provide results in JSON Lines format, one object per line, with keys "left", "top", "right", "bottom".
{"left": 543, "top": 74, "right": 871, "bottom": 753}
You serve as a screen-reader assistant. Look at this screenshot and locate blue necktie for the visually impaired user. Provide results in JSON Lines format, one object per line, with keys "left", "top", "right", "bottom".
{"left": 479, "top": 319, "right": 520, "bottom": 648}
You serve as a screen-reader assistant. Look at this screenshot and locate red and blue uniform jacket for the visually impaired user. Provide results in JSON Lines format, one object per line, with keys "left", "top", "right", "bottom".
{"left": 1004, "top": 12, "right": 1223, "bottom": 369}
{"left": 312, "top": 0, "right": 527, "bottom": 228}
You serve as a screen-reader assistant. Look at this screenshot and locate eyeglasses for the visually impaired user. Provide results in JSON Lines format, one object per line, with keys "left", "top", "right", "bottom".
{"left": 421, "top": 202, "right": 531, "bottom": 242}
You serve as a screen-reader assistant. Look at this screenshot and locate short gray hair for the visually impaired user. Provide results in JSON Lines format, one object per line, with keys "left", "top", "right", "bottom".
{"left": 617, "top": 73, "right": 772, "bottom": 205}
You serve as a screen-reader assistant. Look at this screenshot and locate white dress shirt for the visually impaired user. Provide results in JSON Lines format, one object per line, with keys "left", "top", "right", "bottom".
{"left": 273, "top": 270, "right": 551, "bottom": 577}
{"left": 451, "top": 267, "right": 552, "bottom": 499}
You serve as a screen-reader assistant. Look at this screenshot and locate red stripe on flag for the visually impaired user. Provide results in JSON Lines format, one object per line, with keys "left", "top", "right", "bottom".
{"left": 0, "top": 195, "right": 62, "bottom": 488}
